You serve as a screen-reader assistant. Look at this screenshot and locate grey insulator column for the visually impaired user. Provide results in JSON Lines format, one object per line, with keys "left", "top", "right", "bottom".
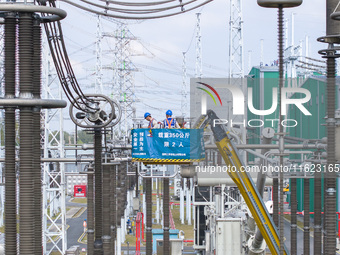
{"left": 88, "top": 166, "right": 95, "bottom": 255}
{"left": 145, "top": 178, "right": 152, "bottom": 255}
{"left": 290, "top": 178, "right": 297, "bottom": 255}
{"left": 324, "top": 56, "right": 337, "bottom": 255}
{"left": 102, "top": 163, "right": 112, "bottom": 255}
{"left": 94, "top": 128, "right": 103, "bottom": 254}
{"left": 19, "top": 12, "right": 35, "bottom": 255}
{"left": 163, "top": 178, "right": 170, "bottom": 255}
{"left": 110, "top": 163, "right": 118, "bottom": 255}
{"left": 4, "top": 11, "right": 17, "bottom": 255}
{"left": 33, "top": 18, "right": 42, "bottom": 255}
{"left": 278, "top": 6, "right": 285, "bottom": 255}
{"left": 303, "top": 179, "right": 310, "bottom": 254}
{"left": 323, "top": 1, "right": 339, "bottom": 253}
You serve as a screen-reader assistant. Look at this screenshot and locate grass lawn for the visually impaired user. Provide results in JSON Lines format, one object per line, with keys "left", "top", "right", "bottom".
{"left": 170, "top": 205, "right": 194, "bottom": 241}
{"left": 71, "top": 197, "right": 87, "bottom": 204}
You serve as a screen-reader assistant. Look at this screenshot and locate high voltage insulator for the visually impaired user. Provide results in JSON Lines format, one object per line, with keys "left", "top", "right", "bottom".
{"left": 297, "top": 60, "right": 326, "bottom": 69}
{"left": 295, "top": 64, "right": 325, "bottom": 73}
{"left": 94, "top": 128, "right": 103, "bottom": 252}
{"left": 0, "top": 2, "right": 68, "bottom": 254}
{"left": 110, "top": 162, "right": 118, "bottom": 255}
{"left": 4, "top": 12, "right": 17, "bottom": 255}
{"left": 317, "top": 1, "right": 340, "bottom": 253}
{"left": 257, "top": 1, "right": 302, "bottom": 255}
{"left": 304, "top": 56, "right": 326, "bottom": 63}
{"left": 87, "top": 166, "right": 95, "bottom": 255}
{"left": 163, "top": 178, "right": 170, "bottom": 255}
{"left": 145, "top": 178, "right": 152, "bottom": 255}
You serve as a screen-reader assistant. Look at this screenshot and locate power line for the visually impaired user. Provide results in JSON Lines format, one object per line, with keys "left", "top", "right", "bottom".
{"left": 60, "top": 0, "right": 214, "bottom": 20}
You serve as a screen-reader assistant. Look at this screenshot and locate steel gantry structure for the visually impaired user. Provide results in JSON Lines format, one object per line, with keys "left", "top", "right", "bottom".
{"left": 229, "top": 0, "right": 244, "bottom": 79}
{"left": 9, "top": 1, "right": 339, "bottom": 254}
{"left": 228, "top": 0, "right": 247, "bottom": 165}
{"left": 114, "top": 23, "right": 137, "bottom": 138}
{"left": 95, "top": 15, "right": 103, "bottom": 94}
{"left": 42, "top": 42, "right": 67, "bottom": 254}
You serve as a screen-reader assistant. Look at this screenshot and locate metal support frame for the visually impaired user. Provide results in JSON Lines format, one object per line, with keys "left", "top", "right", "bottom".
{"left": 42, "top": 37, "right": 67, "bottom": 254}
{"left": 181, "top": 52, "right": 188, "bottom": 117}
{"left": 195, "top": 13, "right": 202, "bottom": 78}
{"left": 113, "top": 23, "right": 136, "bottom": 138}
{"left": 228, "top": 0, "right": 246, "bottom": 162}
{"left": 138, "top": 164, "right": 178, "bottom": 178}
{"left": 163, "top": 178, "right": 170, "bottom": 255}
{"left": 95, "top": 15, "right": 103, "bottom": 94}
{"left": 229, "top": 0, "right": 244, "bottom": 79}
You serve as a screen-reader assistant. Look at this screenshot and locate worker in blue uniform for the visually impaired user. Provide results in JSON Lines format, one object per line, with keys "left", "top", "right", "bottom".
{"left": 144, "top": 112, "right": 159, "bottom": 128}
{"left": 162, "top": 110, "right": 180, "bottom": 128}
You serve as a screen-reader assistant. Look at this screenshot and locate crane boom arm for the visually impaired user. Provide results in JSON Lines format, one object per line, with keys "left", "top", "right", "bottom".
{"left": 206, "top": 110, "right": 288, "bottom": 255}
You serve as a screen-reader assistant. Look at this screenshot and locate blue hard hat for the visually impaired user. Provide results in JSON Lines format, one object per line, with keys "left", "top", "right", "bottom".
{"left": 144, "top": 112, "right": 151, "bottom": 119}
{"left": 166, "top": 110, "right": 172, "bottom": 116}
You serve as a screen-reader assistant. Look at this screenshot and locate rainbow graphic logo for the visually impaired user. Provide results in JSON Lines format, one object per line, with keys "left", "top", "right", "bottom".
{"left": 196, "top": 82, "right": 223, "bottom": 106}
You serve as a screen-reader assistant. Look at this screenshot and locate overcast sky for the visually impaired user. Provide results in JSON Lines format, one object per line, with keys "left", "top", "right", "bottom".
{"left": 54, "top": 0, "right": 326, "bottom": 131}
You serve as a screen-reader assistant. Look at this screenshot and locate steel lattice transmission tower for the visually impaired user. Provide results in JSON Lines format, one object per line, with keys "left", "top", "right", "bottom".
{"left": 113, "top": 22, "right": 136, "bottom": 138}
{"left": 229, "top": 0, "right": 244, "bottom": 79}
{"left": 181, "top": 52, "right": 188, "bottom": 117}
{"left": 229, "top": 0, "right": 246, "bottom": 161}
{"left": 41, "top": 39, "right": 67, "bottom": 255}
{"left": 195, "top": 13, "right": 203, "bottom": 78}
{"left": 95, "top": 15, "right": 103, "bottom": 94}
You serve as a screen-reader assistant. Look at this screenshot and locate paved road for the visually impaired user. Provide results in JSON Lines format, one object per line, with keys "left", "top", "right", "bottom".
{"left": 65, "top": 198, "right": 87, "bottom": 251}
{"left": 67, "top": 208, "right": 87, "bottom": 249}
{"left": 46, "top": 198, "right": 87, "bottom": 253}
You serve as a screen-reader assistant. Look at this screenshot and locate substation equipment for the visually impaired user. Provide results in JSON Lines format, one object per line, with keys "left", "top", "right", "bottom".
{"left": 0, "top": 2, "right": 66, "bottom": 255}
{"left": 1, "top": 0, "right": 340, "bottom": 254}
{"left": 0, "top": 0, "right": 217, "bottom": 254}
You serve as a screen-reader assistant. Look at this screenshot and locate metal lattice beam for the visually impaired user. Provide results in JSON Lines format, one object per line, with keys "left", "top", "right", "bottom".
{"left": 229, "top": 0, "right": 244, "bottom": 79}
{"left": 228, "top": 0, "right": 246, "bottom": 162}
{"left": 42, "top": 39, "right": 67, "bottom": 255}
{"left": 113, "top": 23, "right": 136, "bottom": 138}
{"left": 95, "top": 15, "right": 103, "bottom": 94}
{"left": 195, "top": 13, "right": 202, "bottom": 78}
{"left": 181, "top": 52, "right": 188, "bottom": 117}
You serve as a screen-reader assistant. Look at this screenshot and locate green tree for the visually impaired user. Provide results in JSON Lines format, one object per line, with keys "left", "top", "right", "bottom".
{"left": 77, "top": 130, "right": 93, "bottom": 144}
